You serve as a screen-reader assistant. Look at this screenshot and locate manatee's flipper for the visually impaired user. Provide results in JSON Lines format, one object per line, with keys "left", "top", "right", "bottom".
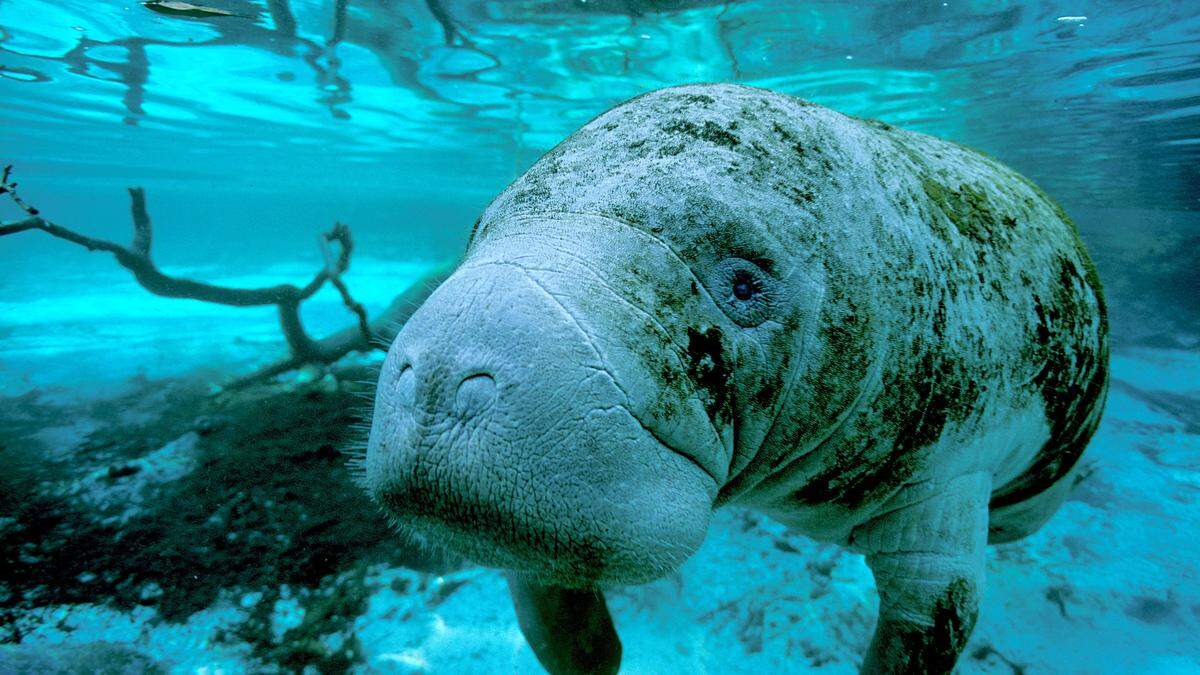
{"left": 506, "top": 573, "right": 622, "bottom": 675}
{"left": 987, "top": 461, "right": 1082, "bottom": 543}
{"left": 850, "top": 473, "right": 990, "bottom": 675}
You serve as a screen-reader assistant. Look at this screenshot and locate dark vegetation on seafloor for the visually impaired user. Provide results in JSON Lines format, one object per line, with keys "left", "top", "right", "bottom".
{"left": 0, "top": 368, "right": 460, "bottom": 672}
{"left": 0, "top": 166, "right": 465, "bottom": 672}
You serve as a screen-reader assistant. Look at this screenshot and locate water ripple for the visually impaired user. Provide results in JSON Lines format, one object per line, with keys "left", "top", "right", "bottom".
{"left": 0, "top": 0, "right": 1197, "bottom": 209}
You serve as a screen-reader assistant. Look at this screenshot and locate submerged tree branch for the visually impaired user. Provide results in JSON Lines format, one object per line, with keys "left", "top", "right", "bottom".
{"left": 0, "top": 165, "right": 452, "bottom": 386}
{"left": 230, "top": 263, "right": 452, "bottom": 388}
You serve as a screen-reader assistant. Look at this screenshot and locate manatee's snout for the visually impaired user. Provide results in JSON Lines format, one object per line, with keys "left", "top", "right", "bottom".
{"left": 366, "top": 233, "right": 722, "bottom": 586}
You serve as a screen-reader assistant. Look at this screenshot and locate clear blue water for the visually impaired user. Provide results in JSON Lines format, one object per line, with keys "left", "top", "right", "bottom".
{"left": 1, "top": 2, "right": 1198, "bottom": 673}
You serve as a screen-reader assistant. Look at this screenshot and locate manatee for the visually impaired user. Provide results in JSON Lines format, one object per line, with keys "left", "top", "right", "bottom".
{"left": 363, "top": 83, "right": 1109, "bottom": 674}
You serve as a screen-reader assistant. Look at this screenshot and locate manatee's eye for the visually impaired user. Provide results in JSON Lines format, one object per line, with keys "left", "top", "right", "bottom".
{"left": 731, "top": 272, "right": 758, "bottom": 301}
{"left": 711, "top": 257, "right": 776, "bottom": 327}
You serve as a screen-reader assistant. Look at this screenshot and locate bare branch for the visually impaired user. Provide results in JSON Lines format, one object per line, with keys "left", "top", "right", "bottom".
{"left": 1, "top": 164, "right": 41, "bottom": 215}
{"left": 1, "top": 165, "right": 448, "bottom": 387}
{"left": 229, "top": 262, "right": 453, "bottom": 389}
{"left": 129, "top": 187, "right": 152, "bottom": 255}
{"left": 1, "top": 172, "right": 316, "bottom": 306}
{"left": 318, "top": 222, "right": 375, "bottom": 348}
{"left": 0, "top": 216, "right": 44, "bottom": 237}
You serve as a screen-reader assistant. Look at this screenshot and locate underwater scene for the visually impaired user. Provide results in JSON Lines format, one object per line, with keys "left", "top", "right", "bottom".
{"left": 1, "top": 1, "right": 1198, "bottom": 673}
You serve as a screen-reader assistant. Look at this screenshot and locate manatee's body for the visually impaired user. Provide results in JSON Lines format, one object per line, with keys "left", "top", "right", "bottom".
{"left": 365, "top": 84, "right": 1108, "bottom": 674}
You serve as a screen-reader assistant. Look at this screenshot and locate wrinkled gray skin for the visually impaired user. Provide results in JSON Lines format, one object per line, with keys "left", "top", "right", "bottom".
{"left": 365, "top": 84, "right": 1109, "bottom": 674}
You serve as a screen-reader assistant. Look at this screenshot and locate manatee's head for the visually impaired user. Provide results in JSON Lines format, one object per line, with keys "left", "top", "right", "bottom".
{"left": 365, "top": 84, "right": 831, "bottom": 586}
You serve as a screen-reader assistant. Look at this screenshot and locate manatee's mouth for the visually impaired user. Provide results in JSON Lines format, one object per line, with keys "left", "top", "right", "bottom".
{"left": 367, "top": 411, "right": 717, "bottom": 586}
{"left": 375, "top": 479, "right": 632, "bottom": 584}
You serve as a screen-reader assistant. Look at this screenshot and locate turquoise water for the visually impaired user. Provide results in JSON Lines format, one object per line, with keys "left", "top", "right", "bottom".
{"left": 1, "top": 2, "right": 1198, "bottom": 673}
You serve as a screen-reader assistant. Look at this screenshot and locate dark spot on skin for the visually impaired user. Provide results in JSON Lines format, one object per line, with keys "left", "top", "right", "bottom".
{"left": 753, "top": 382, "right": 777, "bottom": 410}
{"left": 863, "top": 118, "right": 895, "bottom": 132}
{"left": 662, "top": 119, "right": 740, "bottom": 148}
{"left": 737, "top": 605, "right": 766, "bottom": 653}
{"left": 772, "top": 538, "right": 801, "bottom": 553}
{"left": 921, "top": 178, "right": 1006, "bottom": 245}
{"left": 931, "top": 579, "right": 978, "bottom": 664}
{"left": 106, "top": 464, "right": 141, "bottom": 480}
{"left": 510, "top": 184, "right": 552, "bottom": 207}
{"left": 882, "top": 577, "right": 979, "bottom": 673}
{"left": 775, "top": 181, "right": 816, "bottom": 207}
{"left": 748, "top": 257, "right": 776, "bottom": 276}
{"left": 685, "top": 326, "right": 732, "bottom": 424}
{"left": 603, "top": 204, "right": 645, "bottom": 227}
{"left": 770, "top": 121, "right": 804, "bottom": 153}
{"left": 659, "top": 363, "right": 680, "bottom": 390}
{"left": 658, "top": 143, "right": 686, "bottom": 157}
{"left": 467, "top": 217, "right": 483, "bottom": 246}
{"left": 1032, "top": 296, "right": 1050, "bottom": 344}
{"left": 932, "top": 298, "right": 947, "bottom": 338}
{"left": 678, "top": 93, "right": 715, "bottom": 106}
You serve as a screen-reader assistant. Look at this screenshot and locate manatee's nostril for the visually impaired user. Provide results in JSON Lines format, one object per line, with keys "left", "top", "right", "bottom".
{"left": 395, "top": 364, "right": 416, "bottom": 405}
{"left": 454, "top": 373, "right": 497, "bottom": 418}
